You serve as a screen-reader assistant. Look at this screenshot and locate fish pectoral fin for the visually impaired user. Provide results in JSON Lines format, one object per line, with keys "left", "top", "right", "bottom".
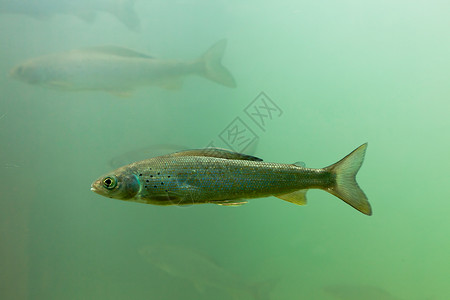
{"left": 171, "top": 148, "right": 263, "bottom": 161}
{"left": 214, "top": 199, "right": 248, "bottom": 206}
{"left": 276, "top": 189, "right": 308, "bottom": 205}
{"left": 143, "top": 193, "right": 184, "bottom": 206}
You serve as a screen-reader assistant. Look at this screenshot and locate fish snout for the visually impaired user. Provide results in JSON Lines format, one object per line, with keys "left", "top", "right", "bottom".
{"left": 90, "top": 180, "right": 103, "bottom": 195}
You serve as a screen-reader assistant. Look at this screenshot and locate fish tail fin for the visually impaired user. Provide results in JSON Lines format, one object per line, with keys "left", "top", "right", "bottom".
{"left": 199, "top": 39, "right": 236, "bottom": 88}
{"left": 325, "top": 143, "right": 372, "bottom": 215}
{"left": 113, "top": 0, "right": 141, "bottom": 32}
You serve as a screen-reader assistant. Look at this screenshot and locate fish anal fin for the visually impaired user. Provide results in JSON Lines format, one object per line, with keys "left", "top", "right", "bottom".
{"left": 171, "top": 148, "right": 263, "bottom": 161}
{"left": 214, "top": 199, "right": 248, "bottom": 207}
{"left": 276, "top": 189, "right": 307, "bottom": 205}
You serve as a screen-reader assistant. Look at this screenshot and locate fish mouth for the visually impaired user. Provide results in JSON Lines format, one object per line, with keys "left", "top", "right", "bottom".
{"left": 91, "top": 179, "right": 105, "bottom": 195}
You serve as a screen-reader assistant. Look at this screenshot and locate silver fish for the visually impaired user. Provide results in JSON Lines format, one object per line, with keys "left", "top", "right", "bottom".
{"left": 91, "top": 144, "right": 371, "bottom": 215}
{"left": 0, "top": 0, "right": 140, "bottom": 31}
{"left": 9, "top": 39, "right": 236, "bottom": 96}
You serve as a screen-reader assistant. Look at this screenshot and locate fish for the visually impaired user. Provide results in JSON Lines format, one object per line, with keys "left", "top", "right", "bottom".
{"left": 138, "top": 244, "right": 274, "bottom": 300}
{"left": 91, "top": 144, "right": 371, "bottom": 215}
{"left": 0, "top": 0, "right": 140, "bottom": 31}
{"left": 9, "top": 39, "right": 236, "bottom": 96}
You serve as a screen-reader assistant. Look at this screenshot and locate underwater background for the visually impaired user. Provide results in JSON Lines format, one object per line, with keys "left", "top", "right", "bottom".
{"left": 1, "top": 0, "right": 449, "bottom": 299}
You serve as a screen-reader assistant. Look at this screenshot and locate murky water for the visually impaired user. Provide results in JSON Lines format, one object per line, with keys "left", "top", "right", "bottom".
{"left": 1, "top": 1, "right": 449, "bottom": 299}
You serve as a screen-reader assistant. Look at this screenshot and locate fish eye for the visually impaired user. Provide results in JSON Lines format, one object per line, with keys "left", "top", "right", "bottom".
{"left": 103, "top": 176, "right": 117, "bottom": 189}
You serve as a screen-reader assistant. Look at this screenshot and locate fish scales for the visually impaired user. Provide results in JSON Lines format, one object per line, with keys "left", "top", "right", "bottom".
{"left": 91, "top": 145, "right": 372, "bottom": 215}
{"left": 129, "top": 156, "right": 332, "bottom": 204}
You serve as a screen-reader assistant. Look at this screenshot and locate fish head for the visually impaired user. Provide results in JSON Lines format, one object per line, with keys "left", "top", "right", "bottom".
{"left": 90, "top": 171, "right": 140, "bottom": 200}
{"left": 9, "top": 62, "right": 46, "bottom": 85}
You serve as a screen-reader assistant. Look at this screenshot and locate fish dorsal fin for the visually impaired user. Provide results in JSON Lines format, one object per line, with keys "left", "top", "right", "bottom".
{"left": 79, "top": 46, "right": 154, "bottom": 59}
{"left": 171, "top": 148, "right": 263, "bottom": 161}
{"left": 276, "top": 189, "right": 308, "bottom": 205}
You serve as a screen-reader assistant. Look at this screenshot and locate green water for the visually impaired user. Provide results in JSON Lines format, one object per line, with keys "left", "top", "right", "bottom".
{"left": 1, "top": 1, "right": 449, "bottom": 299}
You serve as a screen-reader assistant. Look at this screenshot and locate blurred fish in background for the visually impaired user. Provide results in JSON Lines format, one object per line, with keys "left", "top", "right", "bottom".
{"left": 9, "top": 39, "right": 236, "bottom": 96}
{"left": 0, "top": 0, "right": 141, "bottom": 31}
{"left": 139, "top": 244, "right": 275, "bottom": 300}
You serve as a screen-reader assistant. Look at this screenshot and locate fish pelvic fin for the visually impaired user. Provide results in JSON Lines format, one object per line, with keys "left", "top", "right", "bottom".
{"left": 199, "top": 39, "right": 236, "bottom": 88}
{"left": 325, "top": 143, "right": 372, "bottom": 216}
